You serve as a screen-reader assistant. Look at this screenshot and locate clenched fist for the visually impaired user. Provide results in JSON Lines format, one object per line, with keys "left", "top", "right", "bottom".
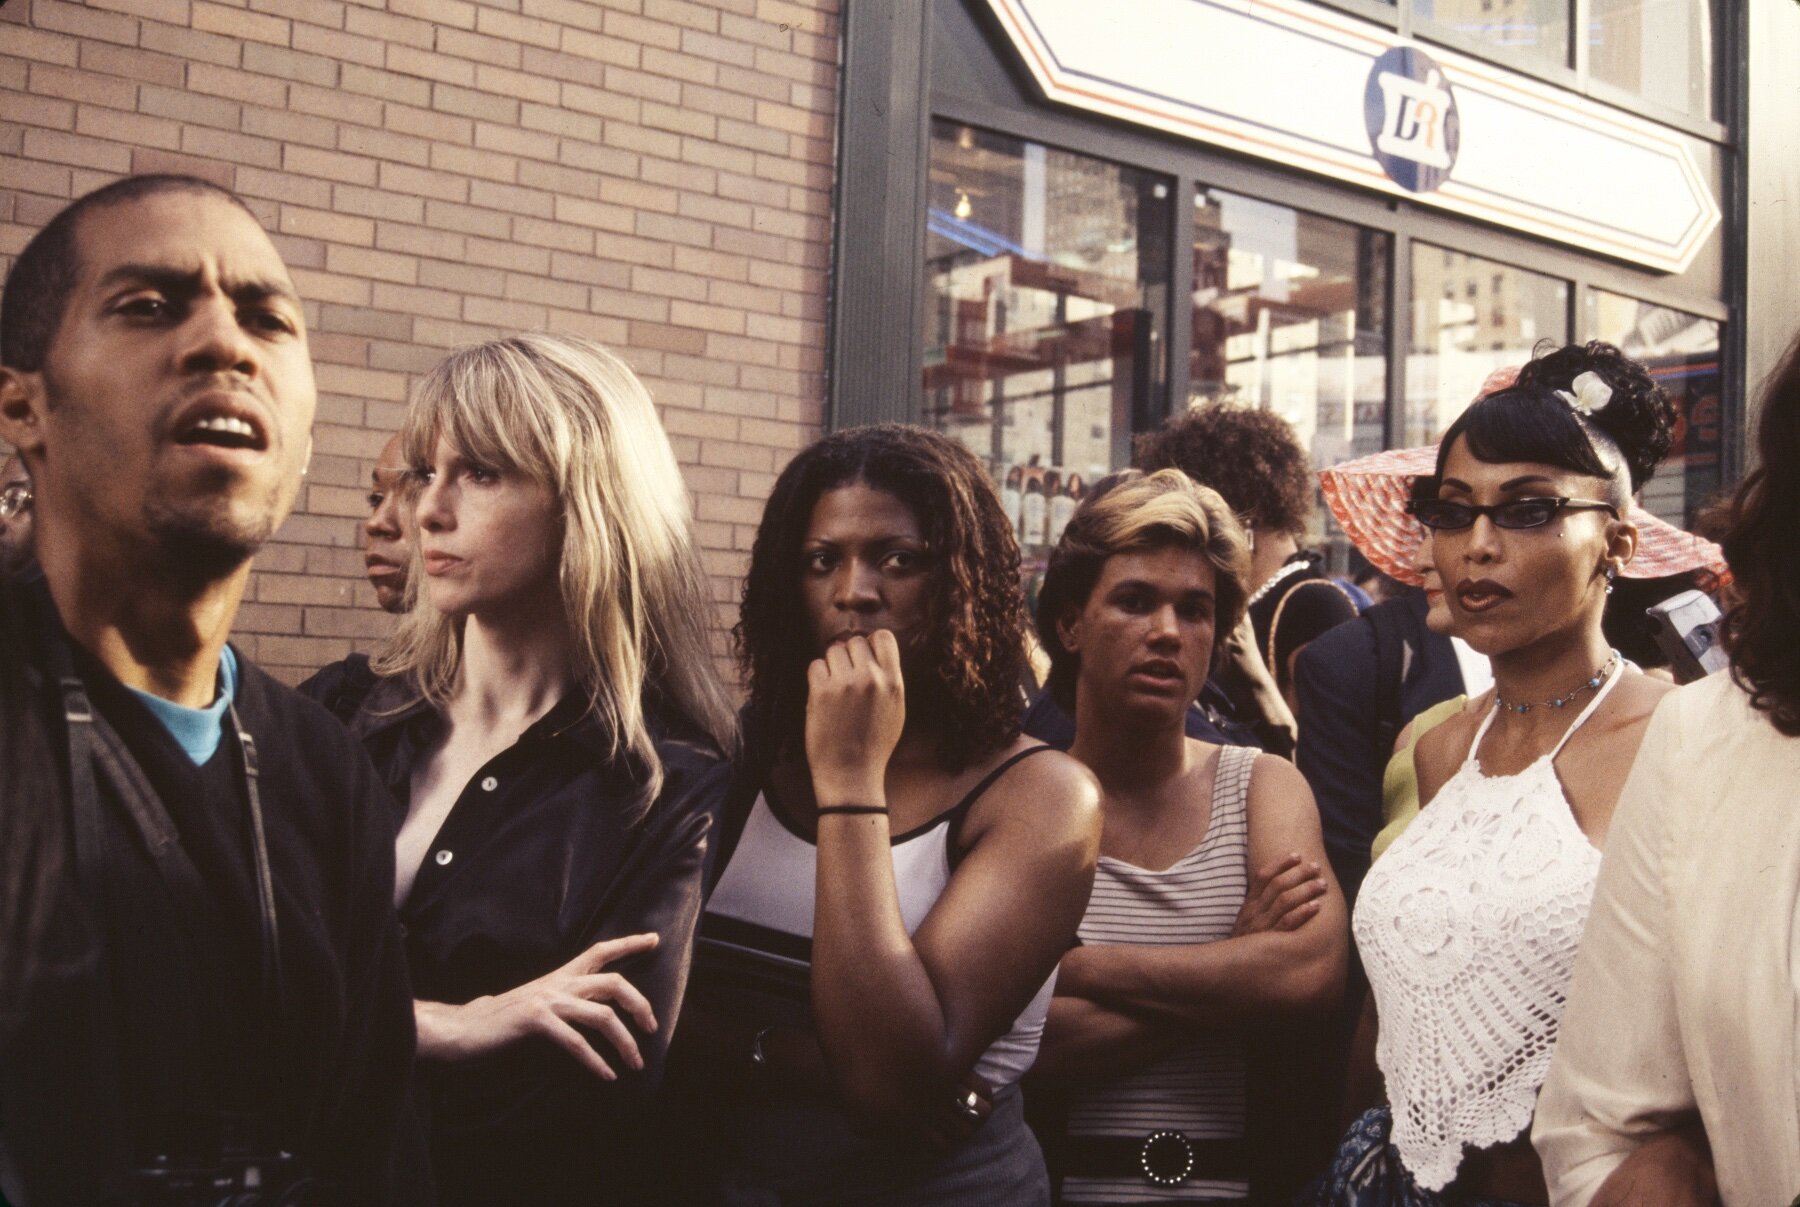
{"left": 805, "top": 629, "right": 906, "bottom": 806}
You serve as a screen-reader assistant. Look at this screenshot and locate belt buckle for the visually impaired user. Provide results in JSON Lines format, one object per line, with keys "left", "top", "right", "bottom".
{"left": 1138, "top": 1129, "right": 1194, "bottom": 1187}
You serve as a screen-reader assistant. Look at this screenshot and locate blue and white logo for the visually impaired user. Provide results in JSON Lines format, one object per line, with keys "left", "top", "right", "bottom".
{"left": 1365, "top": 46, "right": 1459, "bottom": 193}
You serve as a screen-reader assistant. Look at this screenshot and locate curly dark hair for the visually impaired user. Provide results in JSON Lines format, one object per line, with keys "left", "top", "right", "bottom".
{"left": 1133, "top": 402, "right": 1314, "bottom": 534}
{"left": 1721, "top": 331, "right": 1800, "bottom": 736}
{"left": 1435, "top": 341, "right": 1676, "bottom": 503}
{"left": 735, "top": 424, "right": 1028, "bottom": 773}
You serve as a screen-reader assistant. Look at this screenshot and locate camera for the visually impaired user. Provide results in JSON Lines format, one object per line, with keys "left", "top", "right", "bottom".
{"left": 1645, "top": 588, "right": 1728, "bottom": 683}
{"left": 129, "top": 1149, "right": 326, "bottom": 1207}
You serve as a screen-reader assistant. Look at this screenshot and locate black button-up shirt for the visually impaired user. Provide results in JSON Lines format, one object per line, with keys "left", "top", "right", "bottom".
{"left": 301, "top": 660, "right": 729, "bottom": 1206}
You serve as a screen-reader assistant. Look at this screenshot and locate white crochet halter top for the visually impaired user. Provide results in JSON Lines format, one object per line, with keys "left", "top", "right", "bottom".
{"left": 1353, "top": 659, "right": 1620, "bottom": 1191}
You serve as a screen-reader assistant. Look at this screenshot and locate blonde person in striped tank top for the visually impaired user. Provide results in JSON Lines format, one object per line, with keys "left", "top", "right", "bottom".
{"left": 1030, "top": 470, "right": 1350, "bottom": 1203}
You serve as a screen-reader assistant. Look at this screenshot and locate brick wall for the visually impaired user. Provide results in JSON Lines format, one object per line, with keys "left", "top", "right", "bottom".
{"left": 0, "top": 0, "right": 838, "bottom": 684}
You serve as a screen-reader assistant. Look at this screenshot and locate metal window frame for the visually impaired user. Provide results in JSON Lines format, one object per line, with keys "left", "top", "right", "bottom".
{"left": 829, "top": 0, "right": 1744, "bottom": 479}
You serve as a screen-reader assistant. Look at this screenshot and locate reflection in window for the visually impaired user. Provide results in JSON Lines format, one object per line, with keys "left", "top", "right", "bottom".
{"left": 1588, "top": 291, "right": 1722, "bottom": 528}
{"left": 1190, "top": 188, "right": 1390, "bottom": 557}
{"left": 1408, "top": 247, "right": 1568, "bottom": 445}
{"left": 1415, "top": 0, "right": 1569, "bottom": 67}
{"left": 1591, "top": 0, "right": 1713, "bottom": 118}
{"left": 922, "top": 121, "right": 1170, "bottom": 555}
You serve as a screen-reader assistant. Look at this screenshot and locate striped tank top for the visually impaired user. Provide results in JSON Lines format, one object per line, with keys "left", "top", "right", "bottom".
{"left": 1063, "top": 743, "right": 1255, "bottom": 1204}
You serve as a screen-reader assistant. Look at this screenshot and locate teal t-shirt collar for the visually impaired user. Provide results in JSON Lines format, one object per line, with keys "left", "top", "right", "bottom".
{"left": 126, "top": 645, "right": 240, "bottom": 765}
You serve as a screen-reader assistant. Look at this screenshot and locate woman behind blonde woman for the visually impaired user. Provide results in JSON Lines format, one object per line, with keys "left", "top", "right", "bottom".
{"left": 301, "top": 333, "right": 736, "bottom": 1204}
{"left": 1531, "top": 334, "right": 1800, "bottom": 1207}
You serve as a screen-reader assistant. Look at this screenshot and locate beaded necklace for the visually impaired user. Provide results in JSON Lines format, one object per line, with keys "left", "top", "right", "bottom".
{"left": 1492, "top": 652, "right": 1620, "bottom": 716}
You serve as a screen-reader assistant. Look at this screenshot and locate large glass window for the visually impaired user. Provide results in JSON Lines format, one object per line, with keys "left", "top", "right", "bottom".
{"left": 1414, "top": 0, "right": 1570, "bottom": 68}
{"left": 1587, "top": 291, "right": 1722, "bottom": 527}
{"left": 1190, "top": 187, "right": 1391, "bottom": 555}
{"left": 923, "top": 121, "right": 1170, "bottom": 556}
{"left": 1407, "top": 246, "right": 1569, "bottom": 445}
{"left": 1590, "top": 0, "right": 1714, "bottom": 118}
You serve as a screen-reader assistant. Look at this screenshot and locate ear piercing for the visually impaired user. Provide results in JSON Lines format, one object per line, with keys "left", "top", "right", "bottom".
{"left": 1603, "top": 563, "right": 1618, "bottom": 595}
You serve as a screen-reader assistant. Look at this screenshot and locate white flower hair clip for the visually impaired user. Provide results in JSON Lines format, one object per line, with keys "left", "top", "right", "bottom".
{"left": 1556, "top": 371, "right": 1613, "bottom": 416}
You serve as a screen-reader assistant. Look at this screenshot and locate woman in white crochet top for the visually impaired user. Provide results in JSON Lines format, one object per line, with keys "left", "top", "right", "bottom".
{"left": 1307, "top": 342, "right": 1678, "bottom": 1207}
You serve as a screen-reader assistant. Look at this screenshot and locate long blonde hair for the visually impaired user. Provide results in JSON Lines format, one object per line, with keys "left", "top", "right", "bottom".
{"left": 376, "top": 333, "right": 738, "bottom": 810}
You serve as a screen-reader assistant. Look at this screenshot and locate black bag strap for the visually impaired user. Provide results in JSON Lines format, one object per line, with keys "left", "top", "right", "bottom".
{"left": 1367, "top": 602, "right": 1412, "bottom": 759}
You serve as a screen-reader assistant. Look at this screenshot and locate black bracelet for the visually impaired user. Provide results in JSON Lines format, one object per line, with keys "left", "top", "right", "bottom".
{"left": 815, "top": 804, "right": 888, "bottom": 816}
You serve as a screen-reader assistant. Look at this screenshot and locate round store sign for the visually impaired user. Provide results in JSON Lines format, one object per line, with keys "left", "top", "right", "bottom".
{"left": 1364, "top": 46, "right": 1460, "bottom": 193}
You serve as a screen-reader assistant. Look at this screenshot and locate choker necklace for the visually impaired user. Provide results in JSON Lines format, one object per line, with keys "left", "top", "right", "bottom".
{"left": 1493, "top": 653, "right": 1619, "bottom": 716}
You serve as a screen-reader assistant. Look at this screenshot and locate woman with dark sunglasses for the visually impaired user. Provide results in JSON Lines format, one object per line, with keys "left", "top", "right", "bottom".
{"left": 1308, "top": 342, "right": 1678, "bottom": 1207}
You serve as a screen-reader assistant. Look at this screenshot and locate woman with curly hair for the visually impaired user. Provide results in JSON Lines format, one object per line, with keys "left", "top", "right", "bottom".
{"left": 1531, "top": 331, "right": 1800, "bottom": 1207}
{"left": 1136, "top": 403, "right": 1359, "bottom": 747}
{"left": 1310, "top": 341, "right": 1679, "bottom": 1207}
{"left": 683, "top": 424, "right": 1102, "bottom": 1205}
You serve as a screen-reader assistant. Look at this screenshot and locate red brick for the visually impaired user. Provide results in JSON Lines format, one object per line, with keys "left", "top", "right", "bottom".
{"left": 384, "top": 102, "right": 474, "bottom": 145}
{"left": 140, "top": 20, "right": 242, "bottom": 66}
{"left": 0, "top": 90, "right": 75, "bottom": 132}
{"left": 182, "top": 125, "right": 283, "bottom": 169}
{"left": 604, "top": 9, "right": 687, "bottom": 51}
{"left": 429, "top": 141, "right": 517, "bottom": 184}
{"left": 431, "top": 81, "right": 519, "bottom": 124}
{"left": 281, "top": 206, "right": 375, "bottom": 247}
{"left": 378, "top": 161, "right": 470, "bottom": 203}
{"left": 336, "top": 125, "right": 432, "bottom": 167}
{"left": 284, "top": 144, "right": 377, "bottom": 186}
{"left": 77, "top": 41, "right": 186, "bottom": 87}
{"left": 381, "top": 220, "right": 469, "bottom": 260}
{"left": 288, "top": 81, "right": 383, "bottom": 126}
{"left": 33, "top": 0, "right": 139, "bottom": 46}
{"left": 339, "top": 63, "right": 431, "bottom": 107}
{"left": 130, "top": 147, "right": 236, "bottom": 188}
{"left": 187, "top": 62, "right": 288, "bottom": 108}
{"left": 474, "top": 63, "right": 560, "bottom": 105}
{"left": 333, "top": 183, "right": 427, "bottom": 223}
{"left": 448, "top": 24, "right": 523, "bottom": 63}
{"left": 241, "top": 104, "right": 338, "bottom": 149}
{"left": 390, "top": 0, "right": 476, "bottom": 31}
{"left": 292, "top": 21, "right": 384, "bottom": 68}
{"left": 21, "top": 127, "right": 131, "bottom": 173}
{"left": 193, "top": 0, "right": 291, "bottom": 46}
{"left": 137, "top": 82, "right": 239, "bottom": 129}
{"left": 423, "top": 197, "right": 511, "bottom": 238}
{"left": 343, "top": 6, "right": 434, "bottom": 49}
{"left": 235, "top": 165, "right": 333, "bottom": 208}
{"left": 466, "top": 233, "right": 549, "bottom": 274}
{"left": 475, "top": 7, "right": 561, "bottom": 48}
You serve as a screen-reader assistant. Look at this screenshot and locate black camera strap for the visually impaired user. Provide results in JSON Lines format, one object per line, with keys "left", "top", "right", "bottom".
{"left": 47, "top": 625, "right": 285, "bottom": 1047}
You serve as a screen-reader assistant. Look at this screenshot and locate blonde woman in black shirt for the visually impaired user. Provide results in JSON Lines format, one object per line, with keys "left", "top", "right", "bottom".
{"left": 303, "top": 333, "right": 736, "bottom": 1205}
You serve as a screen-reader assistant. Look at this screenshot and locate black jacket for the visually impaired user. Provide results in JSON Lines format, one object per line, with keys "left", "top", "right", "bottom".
{"left": 301, "top": 657, "right": 730, "bottom": 1207}
{"left": 0, "top": 580, "right": 426, "bottom": 1206}
{"left": 1292, "top": 590, "right": 1466, "bottom": 912}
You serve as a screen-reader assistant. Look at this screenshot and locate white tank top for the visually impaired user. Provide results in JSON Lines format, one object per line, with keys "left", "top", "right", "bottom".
{"left": 704, "top": 746, "right": 1059, "bottom": 1089}
{"left": 1353, "top": 661, "right": 1620, "bottom": 1191}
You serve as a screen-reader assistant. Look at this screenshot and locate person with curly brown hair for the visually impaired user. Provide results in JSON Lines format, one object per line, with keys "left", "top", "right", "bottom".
{"left": 674, "top": 424, "right": 1102, "bottom": 1205}
{"left": 1136, "top": 403, "right": 1360, "bottom": 751}
{"left": 1532, "top": 330, "right": 1800, "bottom": 1207}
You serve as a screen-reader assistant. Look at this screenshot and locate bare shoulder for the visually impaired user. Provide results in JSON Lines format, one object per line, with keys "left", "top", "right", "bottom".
{"left": 967, "top": 737, "right": 1102, "bottom": 845}
{"left": 1580, "top": 670, "right": 1674, "bottom": 749}
{"left": 1414, "top": 704, "right": 1482, "bottom": 807}
{"left": 1244, "top": 749, "right": 1313, "bottom": 803}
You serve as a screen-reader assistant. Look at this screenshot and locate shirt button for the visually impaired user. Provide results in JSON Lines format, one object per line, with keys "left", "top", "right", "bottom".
{"left": 435, "top": 849, "right": 453, "bottom": 866}
{"left": 480, "top": 776, "right": 498, "bottom": 792}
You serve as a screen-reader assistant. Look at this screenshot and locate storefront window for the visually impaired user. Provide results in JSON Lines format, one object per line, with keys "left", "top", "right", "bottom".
{"left": 1407, "top": 246, "right": 1568, "bottom": 445}
{"left": 1190, "top": 187, "right": 1391, "bottom": 557}
{"left": 1415, "top": 0, "right": 1570, "bottom": 68}
{"left": 1590, "top": 0, "right": 1714, "bottom": 118}
{"left": 1587, "top": 291, "right": 1722, "bottom": 527}
{"left": 922, "top": 121, "right": 1171, "bottom": 557}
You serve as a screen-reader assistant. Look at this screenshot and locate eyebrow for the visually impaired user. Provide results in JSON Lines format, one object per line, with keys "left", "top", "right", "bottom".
{"left": 1439, "top": 474, "right": 1556, "bottom": 494}
{"left": 96, "top": 262, "right": 300, "bottom": 309}
{"left": 1109, "top": 578, "right": 1214, "bottom": 600}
